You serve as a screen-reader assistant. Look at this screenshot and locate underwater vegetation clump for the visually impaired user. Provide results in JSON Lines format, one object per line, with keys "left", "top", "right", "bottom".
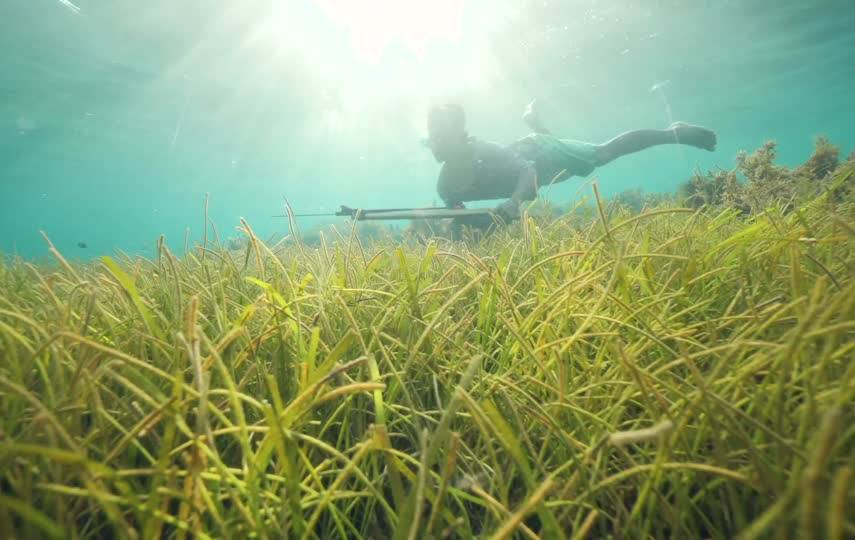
{"left": 605, "top": 188, "right": 673, "bottom": 215}
{"left": 677, "top": 136, "right": 850, "bottom": 213}
{"left": 0, "top": 160, "right": 854, "bottom": 539}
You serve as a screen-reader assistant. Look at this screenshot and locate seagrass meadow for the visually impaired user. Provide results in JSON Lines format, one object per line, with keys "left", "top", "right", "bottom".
{"left": 1, "top": 167, "right": 854, "bottom": 539}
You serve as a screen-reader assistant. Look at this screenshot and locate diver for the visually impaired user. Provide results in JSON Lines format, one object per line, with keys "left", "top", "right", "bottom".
{"left": 423, "top": 100, "right": 717, "bottom": 222}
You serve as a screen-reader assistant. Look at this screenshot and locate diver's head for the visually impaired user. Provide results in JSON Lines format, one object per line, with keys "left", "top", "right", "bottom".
{"left": 424, "top": 104, "right": 468, "bottom": 162}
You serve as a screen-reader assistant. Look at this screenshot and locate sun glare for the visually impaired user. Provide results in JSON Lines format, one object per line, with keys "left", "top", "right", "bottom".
{"left": 267, "top": 0, "right": 495, "bottom": 100}
{"left": 313, "top": 0, "right": 465, "bottom": 63}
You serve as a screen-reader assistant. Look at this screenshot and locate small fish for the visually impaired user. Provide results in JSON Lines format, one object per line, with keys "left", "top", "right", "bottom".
{"left": 650, "top": 80, "right": 671, "bottom": 93}
{"left": 77, "top": 242, "right": 88, "bottom": 248}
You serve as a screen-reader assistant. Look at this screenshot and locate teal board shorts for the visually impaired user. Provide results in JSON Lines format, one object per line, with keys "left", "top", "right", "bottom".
{"left": 510, "top": 133, "right": 599, "bottom": 186}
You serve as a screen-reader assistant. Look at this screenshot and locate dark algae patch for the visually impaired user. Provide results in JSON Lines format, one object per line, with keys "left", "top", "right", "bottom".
{"left": 0, "top": 148, "right": 853, "bottom": 538}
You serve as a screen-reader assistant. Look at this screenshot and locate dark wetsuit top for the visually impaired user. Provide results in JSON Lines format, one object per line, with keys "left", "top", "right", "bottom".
{"left": 436, "top": 137, "right": 534, "bottom": 207}
{"left": 436, "top": 135, "right": 598, "bottom": 207}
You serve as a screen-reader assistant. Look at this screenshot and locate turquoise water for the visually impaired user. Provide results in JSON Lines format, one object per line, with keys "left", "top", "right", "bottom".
{"left": 2, "top": 0, "right": 853, "bottom": 259}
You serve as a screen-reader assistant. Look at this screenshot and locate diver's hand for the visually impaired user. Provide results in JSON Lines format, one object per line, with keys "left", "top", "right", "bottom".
{"left": 495, "top": 199, "right": 521, "bottom": 222}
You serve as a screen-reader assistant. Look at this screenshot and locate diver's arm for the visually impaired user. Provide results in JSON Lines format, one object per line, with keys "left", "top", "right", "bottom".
{"left": 497, "top": 167, "right": 538, "bottom": 219}
{"left": 511, "top": 166, "right": 538, "bottom": 203}
{"left": 438, "top": 178, "right": 466, "bottom": 209}
{"left": 443, "top": 198, "right": 466, "bottom": 209}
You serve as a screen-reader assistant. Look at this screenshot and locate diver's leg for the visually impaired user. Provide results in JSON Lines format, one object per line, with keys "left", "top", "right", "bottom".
{"left": 594, "top": 122, "right": 716, "bottom": 166}
{"left": 523, "top": 99, "right": 552, "bottom": 135}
